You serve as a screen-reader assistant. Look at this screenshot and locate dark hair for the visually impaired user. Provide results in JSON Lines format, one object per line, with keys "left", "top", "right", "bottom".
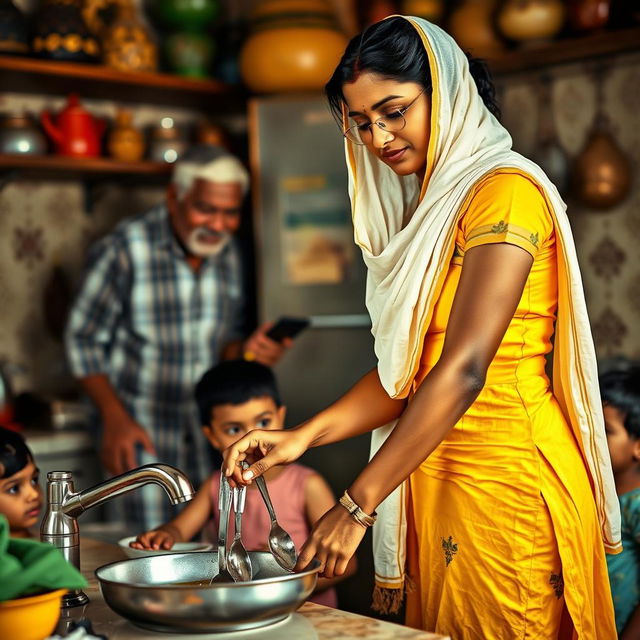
{"left": 600, "top": 367, "right": 640, "bottom": 439}
{"left": 194, "top": 360, "right": 282, "bottom": 425}
{"left": 0, "top": 427, "right": 34, "bottom": 479}
{"left": 325, "top": 17, "right": 500, "bottom": 124}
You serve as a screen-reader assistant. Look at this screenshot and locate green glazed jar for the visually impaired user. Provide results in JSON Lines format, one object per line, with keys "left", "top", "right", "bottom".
{"left": 158, "top": 0, "right": 218, "bottom": 31}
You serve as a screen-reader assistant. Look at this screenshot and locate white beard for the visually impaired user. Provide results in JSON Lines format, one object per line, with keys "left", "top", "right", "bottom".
{"left": 185, "top": 228, "right": 231, "bottom": 257}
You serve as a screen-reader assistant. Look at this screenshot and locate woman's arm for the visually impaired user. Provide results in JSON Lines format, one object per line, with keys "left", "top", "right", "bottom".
{"left": 223, "top": 367, "right": 406, "bottom": 483}
{"left": 296, "top": 242, "right": 535, "bottom": 576}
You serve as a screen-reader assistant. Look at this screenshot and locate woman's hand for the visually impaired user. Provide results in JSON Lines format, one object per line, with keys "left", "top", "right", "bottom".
{"left": 222, "top": 428, "right": 312, "bottom": 485}
{"left": 130, "top": 528, "right": 176, "bottom": 550}
{"left": 295, "top": 504, "right": 367, "bottom": 578}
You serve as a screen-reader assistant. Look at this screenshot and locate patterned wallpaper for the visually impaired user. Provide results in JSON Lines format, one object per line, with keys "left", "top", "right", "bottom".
{"left": 499, "top": 51, "right": 639, "bottom": 362}
{"left": 0, "top": 51, "right": 639, "bottom": 395}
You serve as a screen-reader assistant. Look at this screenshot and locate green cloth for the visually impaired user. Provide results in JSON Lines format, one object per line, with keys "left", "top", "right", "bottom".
{"left": 0, "top": 515, "right": 86, "bottom": 601}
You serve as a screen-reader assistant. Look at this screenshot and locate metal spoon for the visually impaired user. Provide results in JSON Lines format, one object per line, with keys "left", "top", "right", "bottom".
{"left": 227, "top": 485, "right": 252, "bottom": 582}
{"left": 250, "top": 467, "right": 298, "bottom": 571}
{"left": 210, "top": 474, "right": 234, "bottom": 584}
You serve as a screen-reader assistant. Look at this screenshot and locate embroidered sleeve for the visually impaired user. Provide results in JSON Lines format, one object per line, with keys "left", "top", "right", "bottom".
{"left": 461, "top": 172, "right": 553, "bottom": 259}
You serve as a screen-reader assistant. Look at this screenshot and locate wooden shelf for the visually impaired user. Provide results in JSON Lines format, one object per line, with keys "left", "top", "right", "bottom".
{"left": 0, "top": 153, "right": 173, "bottom": 180}
{"left": 490, "top": 26, "right": 640, "bottom": 75}
{"left": 0, "top": 55, "right": 245, "bottom": 110}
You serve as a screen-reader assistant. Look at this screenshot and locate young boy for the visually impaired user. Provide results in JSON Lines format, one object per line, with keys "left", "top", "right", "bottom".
{"left": 132, "top": 359, "right": 356, "bottom": 606}
{"left": 602, "top": 366, "right": 640, "bottom": 638}
{"left": 0, "top": 427, "right": 43, "bottom": 538}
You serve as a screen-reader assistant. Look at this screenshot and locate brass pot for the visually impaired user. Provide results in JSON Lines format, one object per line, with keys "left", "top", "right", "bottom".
{"left": 572, "top": 127, "right": 632, "bottom": 210}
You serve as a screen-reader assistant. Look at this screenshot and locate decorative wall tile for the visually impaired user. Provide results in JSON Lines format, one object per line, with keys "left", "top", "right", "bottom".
{"left": 589, "top": 236, "right": 626, "bottom": 281}
{"left": 592, "top": 307, "right": 628, "bottom": 354}
{"left": 13, "top": 221, "right": 46, "bottom": 269}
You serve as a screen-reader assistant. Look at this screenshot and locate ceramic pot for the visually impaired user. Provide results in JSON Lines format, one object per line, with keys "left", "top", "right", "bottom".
{"left": 157, "top": 0, "right": 218, "bottom": 31}
{"left": 572, "top": 127, "right": 631, "bottom": 210}
{"left": 41, "top": 94, "right": 105, "bottom": 157}
{"left": 567, "top": 0, "right": 611, "bottom": 32}
{"left": 401, "top": 0, "right": 444, "bottom": 23}
{"left": 95, "top": 2, "right": 158, "bottom": 72}
{"left": 448, "top": 0, "right": 504, "bottom": 59}
{"left": 0, "top": 0, "right": 29, "bottom": 55}
{"left": 148, "top": 118, "right": 187, "bottom": 163}
{"left": 240, "top": 0, "right": 348, "bottom": 93}
{"left": 497, "top": 0, "right": 565, "bottom": 43}
{"left": 165, "top": 31, "right": 214, "bottom": 78}
{"left": 0, "top": 113, "right": 47, "bottom": 155}
{"left": 108, "top": 109, "right": 144, "bottom": 162}
{"left": 32, "top": 0, "right": 100, "bottom": 62}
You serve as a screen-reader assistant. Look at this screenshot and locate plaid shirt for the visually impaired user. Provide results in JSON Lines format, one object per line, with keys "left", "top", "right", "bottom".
{"left": 65, "top": 205, "right": 244, "bottom": 528}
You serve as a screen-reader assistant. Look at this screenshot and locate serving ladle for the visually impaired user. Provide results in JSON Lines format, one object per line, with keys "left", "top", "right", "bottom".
{"left": 246, "top": 463, "right": 298, "bottom": 572}
{"left": 227, "top": 485, "right": 252, "bottom": 582}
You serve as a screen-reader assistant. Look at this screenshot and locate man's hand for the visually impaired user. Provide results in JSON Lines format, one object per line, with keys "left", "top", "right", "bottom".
{"left": 242, "top": 322, "right": 292, "bottom": 367}
{"left": 101, "top": 408, "right": 156, "bottom": 475}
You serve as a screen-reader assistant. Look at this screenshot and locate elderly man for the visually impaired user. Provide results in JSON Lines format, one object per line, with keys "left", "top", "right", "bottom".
{"left": 66, "top": 146, "right": 287, "bottom": 529}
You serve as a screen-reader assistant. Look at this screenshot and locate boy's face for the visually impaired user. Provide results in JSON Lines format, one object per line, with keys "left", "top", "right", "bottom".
{"left": 202, "top": 396, "right": 286, "bottom": 452}
{"left": 604, "top": 405, "right": 640, "bottom": 474}
{"left": 0, "top": 460, "right": 42, "bottom": 534}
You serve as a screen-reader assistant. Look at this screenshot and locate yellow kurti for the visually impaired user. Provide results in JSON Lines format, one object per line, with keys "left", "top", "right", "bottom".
{"left": 405, "top": 172, "right": 616, "bottom": 638}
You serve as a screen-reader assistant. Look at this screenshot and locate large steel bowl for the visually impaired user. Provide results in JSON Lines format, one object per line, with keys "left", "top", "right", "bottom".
{"left": 95, "top": 551, "right": 319, "bottom": 634}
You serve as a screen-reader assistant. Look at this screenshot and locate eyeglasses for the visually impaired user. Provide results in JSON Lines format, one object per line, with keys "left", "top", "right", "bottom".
{"left": 343, "top": 89, "right": 425, "bottom": 145}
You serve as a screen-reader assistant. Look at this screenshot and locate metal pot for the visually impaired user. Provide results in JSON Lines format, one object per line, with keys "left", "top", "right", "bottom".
{"left": 0, "top": 114, "right": 47, "bottom": 155}
{"left": 95, "top": 551, "right": 320, "bottom": 633}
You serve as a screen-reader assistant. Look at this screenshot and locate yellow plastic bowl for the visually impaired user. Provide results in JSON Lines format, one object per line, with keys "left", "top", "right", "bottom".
{"left": 0, "top": 588, "right": 66, "bottom": 640}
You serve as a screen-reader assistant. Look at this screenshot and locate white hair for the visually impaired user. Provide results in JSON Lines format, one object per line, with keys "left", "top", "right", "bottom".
{"left": 172, "top": 155, "right": 250, "bottom": 199}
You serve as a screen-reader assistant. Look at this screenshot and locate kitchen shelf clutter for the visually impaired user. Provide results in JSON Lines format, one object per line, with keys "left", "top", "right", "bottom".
{"left": 0, "top": 54, "right": 243, "bottom": 182}
{"left": 0, "top": 54, "right": 243, "bottom": 110}
{"left": 490, "top": 25, "right": 640, "bottom": 75}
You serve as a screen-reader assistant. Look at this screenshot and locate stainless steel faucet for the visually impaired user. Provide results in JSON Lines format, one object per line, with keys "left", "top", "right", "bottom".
{"left": 40, "top": 464, "right": 195, "bottom": 608}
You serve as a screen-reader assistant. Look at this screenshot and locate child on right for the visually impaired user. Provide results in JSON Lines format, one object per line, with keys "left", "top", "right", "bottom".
{"left": 602, "top": 366, "right": 640, "bottom": 639}
{"left": 132, "top": 359, "right": 357, "bottom": 607}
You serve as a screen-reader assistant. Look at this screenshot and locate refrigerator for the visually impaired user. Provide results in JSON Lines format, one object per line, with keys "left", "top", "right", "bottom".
{"left": 249, "top": 95, "right": 378, "bottom": 615}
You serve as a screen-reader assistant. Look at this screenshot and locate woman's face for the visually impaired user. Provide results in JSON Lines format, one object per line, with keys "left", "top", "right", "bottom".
{"left": 342, "top": 72, "right": 431, "bottom": 180}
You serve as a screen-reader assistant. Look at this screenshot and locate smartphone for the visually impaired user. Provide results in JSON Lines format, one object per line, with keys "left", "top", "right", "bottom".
{"left": 265, "top": 316, "right": 310, "bottom": 342}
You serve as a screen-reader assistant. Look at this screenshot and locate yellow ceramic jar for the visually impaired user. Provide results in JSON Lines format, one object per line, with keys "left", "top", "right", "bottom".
{"left": 108, "top": 109, "right": 145, "bottom": 162}
{"left": 240, "top": 0, "right": 348, "bottom": 93}
{"left": 497, "top": 0, "right": 565, "bottom": 43}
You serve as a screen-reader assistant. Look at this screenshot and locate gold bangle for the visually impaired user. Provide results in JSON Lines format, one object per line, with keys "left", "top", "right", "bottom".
{"left": 339, "top": 490, "right": 377, "bottom": 528}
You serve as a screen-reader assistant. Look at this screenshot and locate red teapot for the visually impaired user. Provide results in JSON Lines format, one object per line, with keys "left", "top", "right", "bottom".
{"left": 41, "top": 94, "right": 105, "bottom": 157}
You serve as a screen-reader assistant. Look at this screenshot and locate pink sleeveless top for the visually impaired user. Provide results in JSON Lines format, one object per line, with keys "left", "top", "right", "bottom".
{"left": 207, "top": 464, "right": 337, "bottom": 608}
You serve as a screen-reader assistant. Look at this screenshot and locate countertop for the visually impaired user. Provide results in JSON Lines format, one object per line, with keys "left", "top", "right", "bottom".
{"left": 57, "top": 538, "right": 449, "bottom": 639}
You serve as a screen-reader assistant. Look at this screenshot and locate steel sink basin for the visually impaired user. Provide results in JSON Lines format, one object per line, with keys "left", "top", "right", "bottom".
{"left": 95, "top": 551, "right": 319, "bottom": 633}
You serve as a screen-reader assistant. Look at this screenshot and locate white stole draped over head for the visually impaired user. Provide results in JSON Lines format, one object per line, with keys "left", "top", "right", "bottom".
{"left": 342, "top": 15, "right": 621, "bottom": 609}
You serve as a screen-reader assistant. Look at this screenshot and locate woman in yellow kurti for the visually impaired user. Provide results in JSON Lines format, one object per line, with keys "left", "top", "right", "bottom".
{"left": 222, "top": 16, "right": 620, "bottom": 639}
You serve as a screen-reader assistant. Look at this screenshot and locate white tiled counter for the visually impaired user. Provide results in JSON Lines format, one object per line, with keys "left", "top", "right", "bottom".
{"left": 56, "top": 538, "right": 450, "bottom": 640}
